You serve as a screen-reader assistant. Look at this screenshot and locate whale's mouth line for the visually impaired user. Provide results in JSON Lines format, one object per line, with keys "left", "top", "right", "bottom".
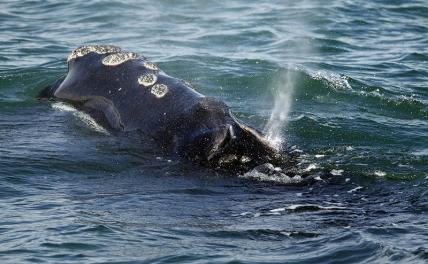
{"left": 206, "top": 124, "right": 235, "bottom": 162}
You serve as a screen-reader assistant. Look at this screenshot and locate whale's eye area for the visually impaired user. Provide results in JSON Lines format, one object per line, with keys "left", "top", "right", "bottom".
{"left": 138, "top": 73, "right": 158, "bottom": 87}
{"left": 151, "top": 84, "right": 168, "bottom": 98}
{"left": 67, "top": 45, "right": 121, "bottom": 62}
{"left": 102, "top": 52, "right": 139, "bottom": 66}
{"left": 143, "top": 61, "right": 159, "bottom": 71}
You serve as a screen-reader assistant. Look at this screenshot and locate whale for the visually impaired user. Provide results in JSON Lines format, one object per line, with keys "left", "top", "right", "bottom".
{"left": 39, "top": 45, "right": 289, "bottom": 171}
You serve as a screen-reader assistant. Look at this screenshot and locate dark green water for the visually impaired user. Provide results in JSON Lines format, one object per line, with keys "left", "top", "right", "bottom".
{"left": 1, "top": 0, "right": 427, "bottom": 263}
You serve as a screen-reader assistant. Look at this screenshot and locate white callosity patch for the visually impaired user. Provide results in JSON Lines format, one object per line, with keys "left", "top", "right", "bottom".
{"left": 67, "top": 45, "right": 121, "bottom": 62}
{"left": 151, "top": 83, "right": 168, "bottom": 98}
{"left": 138, "top": 73, "right": 158, "bottom": 87}
{"left": 102, "top": 52, "right": 140, "bottom": 66}
{"left": 143, "top": 61, "right": 159, "bottom": 71}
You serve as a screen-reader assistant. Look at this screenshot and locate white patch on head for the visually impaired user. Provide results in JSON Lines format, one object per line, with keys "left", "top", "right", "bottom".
{"left": 151, "top": 83, "right": 168, "bottom": 98}
{"left": 138, "top": 73, "right": 158, "bottom": 87}
{"left": 143, "top": 61, "right": 159, "bottom": 71}
{"left": 102, "top": 52, "right": 140, "bottom": 66}
{"left": 67, "top": 45, "right": 121, "bottom": 62}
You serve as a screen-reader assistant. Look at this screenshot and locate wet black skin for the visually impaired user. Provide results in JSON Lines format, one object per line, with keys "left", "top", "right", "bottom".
{"left": 39, "top": 48, "right": 289, "bottom": 172}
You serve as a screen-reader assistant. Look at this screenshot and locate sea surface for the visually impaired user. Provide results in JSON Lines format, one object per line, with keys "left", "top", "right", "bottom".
{"left": 1, "top": 0, "right": 427, "bottom": 263}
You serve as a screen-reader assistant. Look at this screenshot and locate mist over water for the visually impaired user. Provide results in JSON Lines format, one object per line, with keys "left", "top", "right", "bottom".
{"left": 1, "top": 0, "right": 428, "bottom": 263}
{"left": 265, "top": 1, "right": 316, "bottom": 149}
{"left": 265, "top": 68, "right": 295, "bottom": 148}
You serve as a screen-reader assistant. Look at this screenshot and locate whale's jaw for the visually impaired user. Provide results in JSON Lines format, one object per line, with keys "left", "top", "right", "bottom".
{"left": 178, "top": 114, "right": 283, "bottom": 171}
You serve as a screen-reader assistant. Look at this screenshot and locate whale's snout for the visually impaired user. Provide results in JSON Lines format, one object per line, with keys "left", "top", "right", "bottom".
{"left": 176, "top": 97, "right": 284, "bottom": 170}
{"left": 213, "top": 120, "right": 282, "bottom": 168}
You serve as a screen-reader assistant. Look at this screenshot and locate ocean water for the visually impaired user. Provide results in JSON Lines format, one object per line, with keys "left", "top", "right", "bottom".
{"left": 1, "top": 0, "right": 427, "bottom": 263}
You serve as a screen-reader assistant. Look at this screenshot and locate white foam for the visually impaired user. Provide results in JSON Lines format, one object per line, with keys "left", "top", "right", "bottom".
{"left": 239, "top": 169, "right": 303, "bottom": 185}
{"left": 324, "top": 201, "right": 345, "bottom": 206}
{"left": 412, "top": 148, "right": 428, "bottom": 156}
{"left": 347, "top": 186, "right": 363, "bottom": 193}
{"left": 270, "top": 207, "right": 286, "bottom": 213}
{"left": 239, "top": 212, "right": 252, "bottom": 216}
{"left": 291, "top": 148, "right": 303, "bottom": 153}
{"left": 374, "top": 170, "right": 386, "bottom": 177}
{"left": 312, "top": 71, "right": 352, "bottom": 90}
{"left": 331, "top": 169, "right": 344, "bottom": 176}
{"left": 304, "top": 163, "right": 318, "bottom": 172}
{"left": 286, "top": 204, "right": 347, "bottom": 211}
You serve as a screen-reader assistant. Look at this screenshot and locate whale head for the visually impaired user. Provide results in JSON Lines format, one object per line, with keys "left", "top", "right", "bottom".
{"left": 176, "top": 97, "right": 285, "bottom": 171}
